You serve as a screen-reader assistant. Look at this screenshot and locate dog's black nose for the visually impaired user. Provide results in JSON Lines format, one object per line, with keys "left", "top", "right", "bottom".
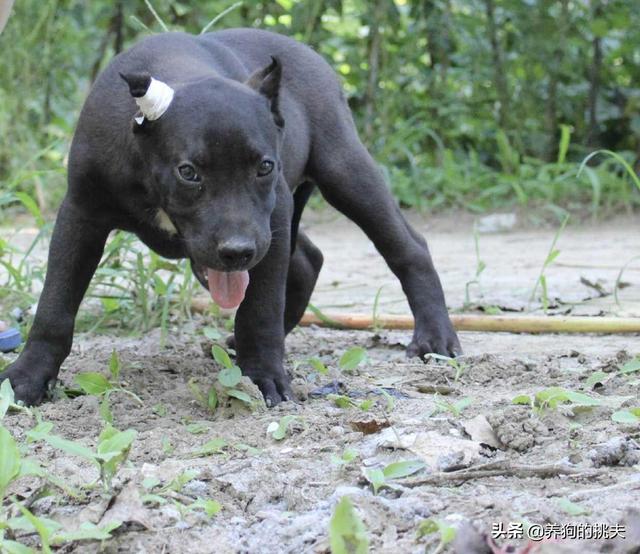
{"left": 217, "top": 239, "right": 255, "bottom": 268}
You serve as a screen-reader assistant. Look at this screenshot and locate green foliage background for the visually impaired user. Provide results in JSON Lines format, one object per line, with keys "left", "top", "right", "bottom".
{"left": 0, "top": 0, "right": 639, "bottom": 218}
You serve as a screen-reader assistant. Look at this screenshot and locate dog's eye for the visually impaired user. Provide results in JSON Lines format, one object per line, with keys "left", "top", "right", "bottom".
{"left": 258, "top": 159, "right": 275, "bottom": 177}
{"left": 177, "top": 164, "right": 200, "bottom": 182}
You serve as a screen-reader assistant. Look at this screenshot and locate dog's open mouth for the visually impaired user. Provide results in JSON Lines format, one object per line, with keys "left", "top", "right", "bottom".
{"left": 192, "top": 263, "right": 250, "bottom": 309}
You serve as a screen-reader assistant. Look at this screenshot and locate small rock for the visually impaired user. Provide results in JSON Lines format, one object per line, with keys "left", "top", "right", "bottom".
{"left": 588, "top": 436, "right": 640, "bottom": 467}
{"left": 329, "top": 425, "right": 345, "bottom": 437}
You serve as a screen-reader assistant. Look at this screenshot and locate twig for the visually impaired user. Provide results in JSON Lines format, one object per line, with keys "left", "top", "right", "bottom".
{"left": 144, "top": 0, "right": 168, "bottom": 32}
{"left": 403, "top": 462, "right": 601, "bottom": 487}
{"left": 564, "top": 477, "right": 640, "bottom": 502}
{"left": 200, "top": 2, "right": 242, "bottom": 34}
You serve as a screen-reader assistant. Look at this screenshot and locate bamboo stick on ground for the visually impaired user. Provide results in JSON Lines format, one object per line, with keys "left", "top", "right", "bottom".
{"left": 300, "top": 312, "right": 640, "bottom": 334}
{"left": 190, "top": 296, "right": 640, "bottom": 334}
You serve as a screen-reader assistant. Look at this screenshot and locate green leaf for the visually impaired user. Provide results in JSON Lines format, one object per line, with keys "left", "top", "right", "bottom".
{"left": 51, "top": 521, "right": 123, "bottom": 544}
{"left": 227, "top": 389, "right": 252, "bottom": 404}
{"left": 558, "top": 498, "right": 590, "bottom": 516}
{"left": 99, "top": 393, "right": 113, "bottom": 425}
{"left": 218, "top": 366, "right": 242, "bottom": 388}
{"left": 329, "top": 497, "right": 369, "bottom": 554}
{"left": 109, "top": 350, "right": 121, "bottom": 380}
{"left": 620, "top": 357, "right": 640, "bottom": 374}
{"left": 189, "top": 498, "right": 222, "bottom": 517}
{"left": 207, "top": 385, "right": 218, "bottom": 412}
{"left": 267, "top": 415, "right": 297, "bottom": 440}
{"left": 612, "top": 409, "right": 640, "bottom": 424}
{"left": 557, "top": 497, "right": 590, "bottom": 516}
{"left": 308, "top": 357, "right": 329, "bottom": 375}
{"left": 512, "top": 394, "right": 532, "bottom": 405}
{"left": 329, "top": 394, "right": 355, "bottom": 408}
{"left": 43, "top": 434, "right": 96, "bottom": 463}
{"left": 416, "top": 518, "right": 456, "bottom": 545}
{"left": 339, "top": 347, "right": 367, "bottom": 371}
{"left": 0, "top": 538, "right": 35, "bottom": 553}
{"left": 75, "top": 372, "right": 111, "bottom": 396}
{"left": 194, "top": 438, "right": 227, "bottom": 457}
{"left": 203, "top": 326, "right": 222, "bottom": 341}
{"left": 382, "top": 460, "right": 425, "bottom": 480}
{"left": 212, "top": 345, "right": 234, "bottom": 369}
{"left": 14, "top": 191, "right": 44, "bottom": 227}
{"left": 363, "top": 468, "right": 386, "bottom": 494}
{"left": 0, "top": 426, "right": 21, "bottom": 497}
{"left": 185, "top": 423, "right": 208, "bottom": 435}
{"left": 96, "top": 427, "right": 136, "bottom": 459}
{"left": 557, "top": 124, "right": 571, "bottom": 164}
{"left": 562, "top": 390, "right": 602, "bottom": 407}
{"left": 0, "top": 378, "right": 15, "bottom": 419}
{"left": 15, "top": 505, "right": 58, "bottom": 554}
{"left": 585, "top": 370, "right": 608, "bottom": 387}
{"left": 332, "top": 448, "right": 358, "bottom": 466}
{"left": 18, "top": 458, "right": 44, "bottom": 479}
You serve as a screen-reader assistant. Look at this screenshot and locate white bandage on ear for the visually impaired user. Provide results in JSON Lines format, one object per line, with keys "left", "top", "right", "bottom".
{"left": 135, "top": 77, "right": 174, "bottom": 121}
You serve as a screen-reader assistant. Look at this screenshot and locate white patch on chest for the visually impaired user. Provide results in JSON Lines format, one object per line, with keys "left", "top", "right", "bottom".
{"left": 155, "top": 209, "right": 178, "bottom": 235}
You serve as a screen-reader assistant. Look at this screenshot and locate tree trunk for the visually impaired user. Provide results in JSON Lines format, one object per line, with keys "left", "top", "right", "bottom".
{"left": 483, "top": 0, "right": 510, "bottom": 130}
{"left": 364, "top": 0, "right": 385, "bottom": 140}
{"left": 113, "top": 0, "right": 124, "bottom": 54}
{"left": 544, "top": 0, "right": 568, "bottom": 161}
{"left": 587, "top": 37, "right": 602, "bottom": 145}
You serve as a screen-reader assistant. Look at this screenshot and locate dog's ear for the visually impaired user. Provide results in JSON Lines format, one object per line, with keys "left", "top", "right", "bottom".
{"left": 120, "top": 72, "right": 174, "bottom": 130}
{"left": 246, "top": 56, "right": 284, "bottom": 128}
{"left": 120, "top": 71, "right": 152, "bottom": 98}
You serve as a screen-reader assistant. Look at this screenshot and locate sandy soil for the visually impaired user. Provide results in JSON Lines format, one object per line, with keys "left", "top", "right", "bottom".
{"left": 2, "top": 211, "right": 640, "bottom": 553}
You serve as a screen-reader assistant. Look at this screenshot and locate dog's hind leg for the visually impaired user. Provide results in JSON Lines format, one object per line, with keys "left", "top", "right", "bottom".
{"left": 285, "top": 230, "right": 323, "bottom": 335}
{"left": 307, "top": 122, "right": 461, "bottom": 358}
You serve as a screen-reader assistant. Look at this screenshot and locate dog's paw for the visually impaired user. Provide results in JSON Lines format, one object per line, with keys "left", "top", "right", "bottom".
{"left": 245, "top": 370, "right": 293, "bottom": 407}
{"left": 0, "top": 357, "right": 57, "bottom": 406}
{"left": 407, "top": 319, "right": 462, "bottom": 360}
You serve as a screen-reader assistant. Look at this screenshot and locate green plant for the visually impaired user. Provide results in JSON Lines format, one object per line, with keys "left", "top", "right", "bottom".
{"left": 211, "top": 345, "right": 254, "bottom": 406}
{"left": 327, "top": 394, "right": 373, "bottom": 411}
{"left": 529, "top": 214, "right": 569, "bottom": 312}
{"left": 331, "top": 448, "right": 358, "bottom": 467}
{"left": 329, "top": 497, "right": 369, "bottom": 554}
{"left": 339, "top": 347, "right": 367, "bottom": 372}
{"left": 416, "top": 518, "right": 456, "bottom": 552}
{"left": 74, "top": 350, "right": 142, "bottom": 424}
{"left": 426, "top": 353, "right": 468, "bottom": 382}
{"left": 432, "top": 396, "right": 473, "bottom": 418}
{"left": 141, "top": 469, "right": 222, "bottom": 519}
{"left": 371, "top": 286, "right": 384, "bottom": 331}
{"left": 363, "top": 460, "right": 425, "bottom": 494}
{"left": 463, "top": 227, "right": 486, "bottom": 308}
{"left": 611, "top": 408, "right": 640, "bottom": 424}
{"left": 513, "top": 387, "right": 602, "bottom": 415}
{"left": 266, "top": 415, "right": 298, "bottom": 441}
{"left": 27, "top": 421, "right": 136, "bottom": 491}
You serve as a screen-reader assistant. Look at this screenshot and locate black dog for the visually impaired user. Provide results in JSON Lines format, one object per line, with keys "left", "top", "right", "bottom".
{"left": 1, "top": 29, "right": 460, "bottom": 406}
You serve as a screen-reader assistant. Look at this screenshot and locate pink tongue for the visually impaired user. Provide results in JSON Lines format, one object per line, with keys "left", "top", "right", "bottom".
{"left": 207, "top": 269, "right": 250, "bottom": 309}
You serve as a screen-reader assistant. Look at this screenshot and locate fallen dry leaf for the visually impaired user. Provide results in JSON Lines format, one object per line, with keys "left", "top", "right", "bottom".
{"left": 463, "top": 415, "right": 502, "bottom": 450}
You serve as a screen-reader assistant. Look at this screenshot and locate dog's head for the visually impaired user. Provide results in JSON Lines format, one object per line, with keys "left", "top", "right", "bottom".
{"left": 120, "top": 58, "right": 284, "bottom": 308}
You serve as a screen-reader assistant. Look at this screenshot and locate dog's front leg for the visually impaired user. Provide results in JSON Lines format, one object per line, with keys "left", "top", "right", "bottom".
{"left": 234, "top": 182, "right": 293, "bottom": 406}
{"left": 0, "top": 197, "right": 111, "bottom": 404}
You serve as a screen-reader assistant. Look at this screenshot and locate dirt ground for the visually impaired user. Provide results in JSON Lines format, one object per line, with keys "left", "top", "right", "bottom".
{"left": 2, "top": 210, "right": 640, "bottom": 553}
